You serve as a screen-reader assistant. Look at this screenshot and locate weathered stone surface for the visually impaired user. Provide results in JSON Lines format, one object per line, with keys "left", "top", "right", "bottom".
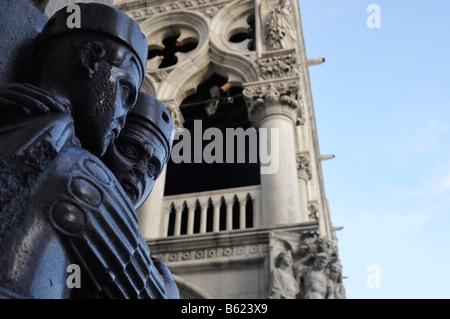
{"left": 0, "top": 0, "right": 47, "bottom": 84}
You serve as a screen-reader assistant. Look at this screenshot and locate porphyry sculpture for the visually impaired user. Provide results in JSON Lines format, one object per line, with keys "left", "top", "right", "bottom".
{"left": 0, "top": 3, "right": 178, "bottom": 299}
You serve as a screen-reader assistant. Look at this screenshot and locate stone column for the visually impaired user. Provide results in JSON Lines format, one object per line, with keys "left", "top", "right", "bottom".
{"left": 225, "top": 196, "right": 233, "bottom": 231}
{"left": 243, "top": 79, "right": 303, "bottom": 227}
{"left": 137, "top": 99, "right": 184, "bottom": 239}
{"left": 213, "top": 198, "right": 221, "bottom": 232}
{"left": 252, "top": 193, "right": 261, "bottom": 227}
{"left": 226, "top": 204, "right": 233, "bottom": 230}
{"left": 173, "top": 203, "right": 183, "bottom": 236}
{"left": 239, "top": 196, "right": 247, "bottom": 230}
{"left": 297, "top": 152, "right": 312, "bottom": 222}
{"left": 186, "top": 201, "right": 195, "bottom": 235}
{"left": 199, "top": 199, "right": 208, "bottom": 234}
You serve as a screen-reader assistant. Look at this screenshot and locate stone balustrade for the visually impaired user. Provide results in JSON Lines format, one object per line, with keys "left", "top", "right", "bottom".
{"left": 162, "top": 185, "right": 261, "bottom": 237}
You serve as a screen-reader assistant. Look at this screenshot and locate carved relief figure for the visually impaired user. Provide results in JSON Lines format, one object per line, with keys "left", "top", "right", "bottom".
{"left": 0, "top": 4, "right": 177, "bottom": 299}
{"left": 294, "top": 252, "right": 332, "bottom": 299}
{"left": 327, "top": 262, "right": 346, "bottom": 299}
{"left": 101, "top": 91, "right": 178, "bottom": 298}
{"left": 266, "top": 0, "right": 296, "bottom": 50}
{"left": 270, "top": 250, "right": 299, "bottom": 299}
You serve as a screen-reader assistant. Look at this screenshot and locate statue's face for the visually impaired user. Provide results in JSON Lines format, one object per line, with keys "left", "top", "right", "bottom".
{"left": 315, "top": 256, "right": 328, "bottom": 270}
{"left": 281, "top": 251, "right": 292, "bottom": 267}
{"left": 102, "top": 122, "right": 167, "bottom": 209}
{"left": 70, "top": 45, "right": 141, "bottom": 157}
{"left": 329, "top": 266, "right": 340, "bottom": 281}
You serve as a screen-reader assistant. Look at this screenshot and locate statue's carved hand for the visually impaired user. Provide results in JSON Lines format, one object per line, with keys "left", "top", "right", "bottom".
{"left": 0, "top": 83, "right": 68, "bottom": 115}
{"left": 152, "top": 257, "right": 180, "bottom": 299}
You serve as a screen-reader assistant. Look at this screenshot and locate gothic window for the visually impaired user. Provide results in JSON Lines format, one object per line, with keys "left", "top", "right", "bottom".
{"left": 167, "top": 203, "right": 176, "bottom": 236}
{"left": 228, "top": 15, "right": 255, "bottom": 51}
{"left": 206, "top": 199, "right": 214, "bottom": 232}
{"left": 232, "top": 196, "right": 240, "bottom": 230}
{"left": 164, "top": 73, "right": 260, "bottom": 196}
{"left": 180, "top": 201, "right": 188, "bottom": 235}
{"left": 246, "top": 194, "right": 254, "bottom": 228}
{"left": 219, "top": 197, "right": 226, "bottom": 231}
{"left": 193, "top": 200, "right": 201, "bottom": 234}
{"left": 148, "top": 33, "right": 198, "bottom": 69}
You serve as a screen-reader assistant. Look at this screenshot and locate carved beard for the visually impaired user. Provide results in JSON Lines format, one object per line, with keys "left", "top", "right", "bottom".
{"left": 69, "top": 63, "right": 115, "bottom": 156}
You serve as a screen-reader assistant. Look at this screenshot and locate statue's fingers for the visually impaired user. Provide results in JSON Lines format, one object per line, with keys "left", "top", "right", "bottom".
{"left": 0, "top": 97, "right": 31, "bottom": 114}
{"left": 19, "top": 83, "right": 53, "bottom": 95}
{"left": 7, "top": 84, "right": 64, "bottom": 112}
{"left": 0, "top": 90, "right": 50, "bottom": 113}
{"left": 152, "top": 258, "right": 171, "bottom": 278}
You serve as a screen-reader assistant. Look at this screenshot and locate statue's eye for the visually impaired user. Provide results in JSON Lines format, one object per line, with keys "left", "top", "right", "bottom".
{"left": 121, "top": 86, "right": 130, "bottom": 103}
{"left": 119, "top": 143, "right": 138, "bottom": 159}
{"left": 147, "top": 157, "right": 161, "bottom": 178}
{"left": 147, "top": 164, "right": 157, "bottom": 178}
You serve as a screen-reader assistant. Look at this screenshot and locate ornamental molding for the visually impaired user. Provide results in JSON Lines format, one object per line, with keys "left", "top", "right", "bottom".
{"left": 116, "top": 0, "right": 232, "bottom": 21}
{"left": 152, "top": 243, "right": 269, "bottom": 263}
{"left": 259, "top": 49, "right": 299, "bottom": 80}
{"left": 148, "top": 222, "right": 319, "bottom": 263}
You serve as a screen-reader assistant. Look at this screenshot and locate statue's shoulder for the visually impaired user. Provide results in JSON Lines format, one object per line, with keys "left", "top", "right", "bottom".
{"left": 0, "top": 112, "right": 78, "bottom": 162}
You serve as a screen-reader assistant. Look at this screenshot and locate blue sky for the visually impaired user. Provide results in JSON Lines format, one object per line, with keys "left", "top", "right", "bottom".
{"left": 300, "top": 0, "right": 450, "bottom": 298}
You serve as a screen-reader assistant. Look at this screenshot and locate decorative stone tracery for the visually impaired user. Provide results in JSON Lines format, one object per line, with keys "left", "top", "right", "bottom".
{"left": 259, "top": 49, "right": 298, "bottom": 80}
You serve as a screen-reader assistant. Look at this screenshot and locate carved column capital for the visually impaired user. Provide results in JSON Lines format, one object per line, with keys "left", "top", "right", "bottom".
{"left": 243, "top": 79, "right": 304, "bottom": 127}
{"left": 296, "top": 151, "right": 311, "bottom": 181}
{"left": 160, "top": 99, "right": 184, "bottom": 129}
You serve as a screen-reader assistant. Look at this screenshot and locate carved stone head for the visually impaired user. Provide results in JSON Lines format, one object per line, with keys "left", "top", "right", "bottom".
{"left": 328, "top": 263, "right": 343, "bottom": 282}
{"left": 275, "top": 250, "right": 292, "bottom": 268}
{"left": 26, "top": 3, "right": 148, "bottom": 157}
{"left": 102, "top": 92, "right": 175, "bottom": 209}
{"left": 314, "top": 252, "right": 329, "bottom": 271}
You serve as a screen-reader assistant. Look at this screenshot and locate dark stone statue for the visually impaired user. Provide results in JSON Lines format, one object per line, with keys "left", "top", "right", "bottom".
{"left": 101, "top": 92, "right": 178, "bottom": 298}
{"left": 0, "top": 3, "right": 178, "bottom": 299}
{"left": 102, "top": 92, "right": 175, "bottom": 210}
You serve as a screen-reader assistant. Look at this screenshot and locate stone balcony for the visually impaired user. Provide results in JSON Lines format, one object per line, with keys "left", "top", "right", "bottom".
{"left": 161, "top": 185, "right": 262, "bottom": 238}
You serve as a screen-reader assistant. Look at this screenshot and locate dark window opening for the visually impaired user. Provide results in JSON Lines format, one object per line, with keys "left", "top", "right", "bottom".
{"left": 246, "top": 194, "right": 254, "bottom": 228}
{"left": 232, "top": 196, "right": 240, "bottom": 230}
{"left": 148, "top": 33, "right": 198, "bottom": 69}
{"left": 164, "top": 73, "right": 260, "bottom": 196}
{"left": 180, "top": 203, "right": 188, "bottom": 235}
{"left": 228, "top": 15, "right": 255, "bottom": 51}
{"left": 167, "top": 204, "right": 176, "bottom": 236}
